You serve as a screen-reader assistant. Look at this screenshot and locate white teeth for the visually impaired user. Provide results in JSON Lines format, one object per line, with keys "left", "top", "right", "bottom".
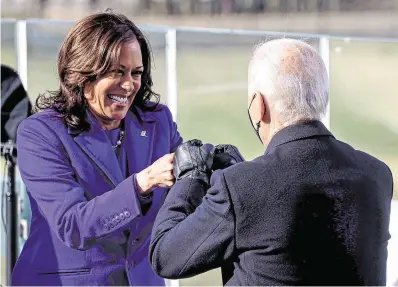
{"left": 108, "top": 95, "right": 128, "bottom": 104}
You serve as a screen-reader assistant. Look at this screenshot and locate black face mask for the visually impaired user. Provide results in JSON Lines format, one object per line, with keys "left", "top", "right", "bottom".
{"left": 248, "top": 94, "right": 263, "bottom": 144}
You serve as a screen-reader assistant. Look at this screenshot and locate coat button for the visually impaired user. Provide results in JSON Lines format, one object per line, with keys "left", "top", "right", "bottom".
{"left": 124, "top": 211, "right": 131, "bottom": 218}
{"left": 120, "top": 213, "right": 125, "bottom": 220}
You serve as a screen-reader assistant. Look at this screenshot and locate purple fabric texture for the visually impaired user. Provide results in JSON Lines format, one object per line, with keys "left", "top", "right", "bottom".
{"left": 11, "top": 104, "right": 182, "bottom": 286}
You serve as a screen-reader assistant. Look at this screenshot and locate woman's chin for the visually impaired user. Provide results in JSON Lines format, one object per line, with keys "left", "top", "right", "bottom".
{"left": 109, "top": 111, "right": 128, "bottom": 121}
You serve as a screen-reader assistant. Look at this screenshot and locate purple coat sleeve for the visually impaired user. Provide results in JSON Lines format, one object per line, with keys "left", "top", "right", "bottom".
{"left": 16, "top": 118, "right": 143, "bottom": 250}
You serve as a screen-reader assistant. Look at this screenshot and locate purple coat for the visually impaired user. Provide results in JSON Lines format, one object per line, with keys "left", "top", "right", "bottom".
{"left": 11, "top": 104, "right": 182, "bottom": 286}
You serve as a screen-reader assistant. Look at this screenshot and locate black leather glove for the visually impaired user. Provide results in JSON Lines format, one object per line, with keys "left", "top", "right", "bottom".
{"left": 212, "top": 144, "right": 245, "bottom": 170}
{"left": 173, "top": 139, "right": 215, "bottom": 185}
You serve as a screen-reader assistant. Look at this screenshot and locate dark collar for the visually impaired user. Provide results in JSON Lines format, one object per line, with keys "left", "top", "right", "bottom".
{"left": 264, "top": 120, "right": 334, "bottom": 155}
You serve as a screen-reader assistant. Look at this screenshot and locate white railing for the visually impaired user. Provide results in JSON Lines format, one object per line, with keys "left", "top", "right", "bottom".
{"left": 5, "top": 19, "right": 398, "bottom": 126}
{"left": 1, "top": 18, "right": 398, "bottom": 286}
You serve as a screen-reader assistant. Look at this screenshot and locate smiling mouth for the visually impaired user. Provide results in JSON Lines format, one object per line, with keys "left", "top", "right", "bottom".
{"left": 107, "top": 94, "right": 130, "bottom": 104}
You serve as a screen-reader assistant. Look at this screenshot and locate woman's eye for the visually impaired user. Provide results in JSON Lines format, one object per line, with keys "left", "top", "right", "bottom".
{"left": 132, "top": 71, "right": 143, "bottom": 77}
{"left": 110, "top": 69, "right": 124, "bottom": 77}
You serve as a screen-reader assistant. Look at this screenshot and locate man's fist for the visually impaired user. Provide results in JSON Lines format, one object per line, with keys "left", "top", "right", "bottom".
{"left": 173, "top": 139, "right": 215, "bottom": 184}
{"left": 212, "top": 144, "right": 245, "bottom": 170}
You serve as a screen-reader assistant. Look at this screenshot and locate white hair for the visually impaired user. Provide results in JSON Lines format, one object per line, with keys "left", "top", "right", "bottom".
{"left": 249, "top": 38, "right": 329, "bottom": 123}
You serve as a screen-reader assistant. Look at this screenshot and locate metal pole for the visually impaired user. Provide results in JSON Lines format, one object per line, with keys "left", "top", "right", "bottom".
{"left": 16, "top": 20, "right": 28, "bottom": 91}
{"left": 164, "top": 28, "right": 180, "bottom": 287}
{"left": 165, "top": 29, "right": 178, "bottom": 122}
{"left": 2, "top": 142, "right": 18, "bottom": 285}
{"left": 319, "top": 37, "right": 330, "bottom": 129}
{"left": 5, "top": 20, "right": 28, "bottom": 285}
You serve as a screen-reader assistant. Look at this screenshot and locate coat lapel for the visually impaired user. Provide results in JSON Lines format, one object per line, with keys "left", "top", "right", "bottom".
{"left": 124, "top": 111, "right": 156, "bottom": 175}
{"left": 72, "top": 112, "right": 124, "bottom": 187}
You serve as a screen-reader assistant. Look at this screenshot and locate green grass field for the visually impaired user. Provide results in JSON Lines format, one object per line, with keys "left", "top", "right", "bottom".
{"left": 1, "top": 27, "right": 398, "bottom": 286}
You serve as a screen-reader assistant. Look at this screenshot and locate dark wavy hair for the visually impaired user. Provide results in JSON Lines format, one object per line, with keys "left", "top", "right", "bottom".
{"left": 35, "top": 11, "right": 160, "bottom": 131}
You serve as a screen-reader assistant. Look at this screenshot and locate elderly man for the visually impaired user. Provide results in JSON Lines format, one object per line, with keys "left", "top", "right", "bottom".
{"left": 149, "top": 39, "right": 393, "bottom": 285}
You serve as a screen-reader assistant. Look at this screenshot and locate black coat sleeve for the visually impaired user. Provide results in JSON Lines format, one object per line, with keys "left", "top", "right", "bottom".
{"left": 149, "top": 171, "right": 236, "bottom": 279}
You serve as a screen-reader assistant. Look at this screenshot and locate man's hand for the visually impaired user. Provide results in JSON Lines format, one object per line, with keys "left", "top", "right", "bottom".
{"left": 212, "top": 144, "right": 245, "bottom": 170}
{"left": 173, "top": 139, "right": 215, "bottom": 185}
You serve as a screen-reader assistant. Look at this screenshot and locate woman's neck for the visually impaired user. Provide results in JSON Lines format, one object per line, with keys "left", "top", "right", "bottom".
{"left": 100, "top": 120, "right": 121, "bottom": 130}
{"left": 88, "top": 109, "right": 121, "bottom": 130}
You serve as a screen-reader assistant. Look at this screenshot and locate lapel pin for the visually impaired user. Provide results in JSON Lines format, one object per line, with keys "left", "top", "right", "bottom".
{"left": 140, "top": 130, "right": 147, "bottom": 137}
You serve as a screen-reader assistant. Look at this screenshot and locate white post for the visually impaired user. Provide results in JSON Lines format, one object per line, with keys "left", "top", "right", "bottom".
{"left": 164, "top": 28, "right": 180, "bottom": 287}
{"left": 164, "top": 278, "right": 180, "bottom": 287}
{"left": 165, "top": 29, "right": 178, "bottom": 123}
{"left": 15, "top": 20, "right": 28, "bottom": 92}
{"left": 319, "top": 37, "right": 330, "bottom": 129}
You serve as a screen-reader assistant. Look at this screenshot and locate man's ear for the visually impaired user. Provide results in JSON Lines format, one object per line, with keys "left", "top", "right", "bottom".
{"left": 253, "top": 92, "right": 266, "bottom": 122}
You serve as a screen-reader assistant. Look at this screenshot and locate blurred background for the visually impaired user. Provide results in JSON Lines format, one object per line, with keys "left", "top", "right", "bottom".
{"left": 2, "top": 0, "right": 398, "bottom": 37}
{"left": 1, "top": 0, "right": 398, "bottom": 286}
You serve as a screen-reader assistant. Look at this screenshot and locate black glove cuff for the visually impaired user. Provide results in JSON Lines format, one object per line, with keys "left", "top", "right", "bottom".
{"left": 180, "top": 169, "right": 210, "bottom": 185}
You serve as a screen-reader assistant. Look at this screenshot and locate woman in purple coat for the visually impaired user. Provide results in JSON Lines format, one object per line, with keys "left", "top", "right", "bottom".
{"left": 12, "top": 11, "right": 182, "bottom": 286}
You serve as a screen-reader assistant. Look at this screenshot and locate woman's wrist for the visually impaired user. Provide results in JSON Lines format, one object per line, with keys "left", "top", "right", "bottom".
{"left": 135, "top": 168, "right": 154, "bottom": 195}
